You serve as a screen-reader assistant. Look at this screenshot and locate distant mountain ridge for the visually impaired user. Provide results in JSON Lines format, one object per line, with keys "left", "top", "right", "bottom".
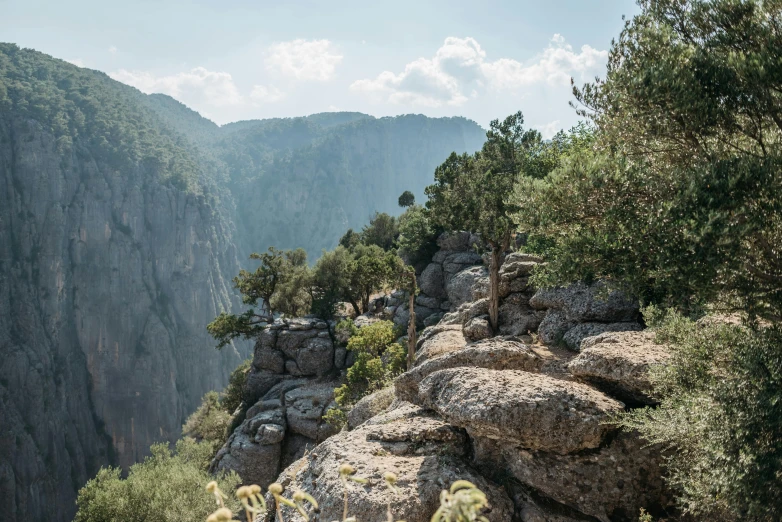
{"left": 0, "top": 43, "right": 486, "bottom": 522}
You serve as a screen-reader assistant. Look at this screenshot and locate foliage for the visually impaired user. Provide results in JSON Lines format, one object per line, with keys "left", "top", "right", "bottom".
{"left": 312, "top": 244, "right": 397, "bottom": 317}
{"left": 525, "top": 0, "right": 782, "bottom": 320}
{"left": 396, "top": 204, "right": 441, "bottom": 268}
{"left": 339, "top": 229, "right": 361, "bottom": 250}
{"left": 426, "top": 111, "right": 560, "bottom": 328}
{"left": 0, "top": 44, "right": 205, "bottom": 193}
{"left": 618, "top": 309, "right": 782, "bottom": 521}
{"left": 208, "top": 248, "right": 308, "bottom": 348}
{"left": 333, "top": 321, "right": 405, "bottom": 407}
{"left": 220, "top": 359, "right": 251, "bottom": 415}
{"left": 398, "top": 190, "right": 415, "bottom": 208}
{"left": 74, "top": 440, "right": 241, "bottom": 522}
{"left": 270, "top": 249, "right": 313, "bottom": 318}
{"left": 359, "top": 212, "right": 399, "bottom": 251}
{"left": 431, "top": 480, "right": 490, "bottom": 522}
{"left": 182, "top": 392, "right": 232, "bottom": 450}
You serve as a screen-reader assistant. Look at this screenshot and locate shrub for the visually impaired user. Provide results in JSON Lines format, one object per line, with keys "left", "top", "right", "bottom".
{"left": 75, "top": 440, "right": 241, "bottom": 522}
{"left": 618, "top": 309, "right": 782, "bottom": 521}
{"left": 333, "top": 321, "right": 405, "bottom": 409}
{"left": 221, "top": 359, "right": 251, "bottom": 415}
{"left": 182, "top": 392, "right": 232, "bottom": 450}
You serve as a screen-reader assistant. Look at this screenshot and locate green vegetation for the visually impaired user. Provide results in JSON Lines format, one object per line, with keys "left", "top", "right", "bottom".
{"left": 398, "top": 190, "right": 415, "bottom": 208}
{"left": 619, "top": 309, "right": 782, "bottom": 521}
{"left": 425, "top": 111, "right": 561, "bottom": 330}
{"left": 330, "top": 321, "right": 405, "bottom": 425}
{"left": 182, "top": 392, "right": 232, "bottom": 449}
{"left": 74, "top": 440, "right": 240, "bottom": 522}
{"left": 0, "top": 44, "right": 207, "bottom": 192}
{"left": 396, "top": 204, "right": 440, "bottom": 268}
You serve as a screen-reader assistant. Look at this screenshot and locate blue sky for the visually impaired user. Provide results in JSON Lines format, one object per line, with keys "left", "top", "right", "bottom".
{"left": 2, "top": 0, "right": 639, "bottom": 134}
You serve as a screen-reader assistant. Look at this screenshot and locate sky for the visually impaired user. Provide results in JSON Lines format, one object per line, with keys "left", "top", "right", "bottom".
{"left": 1, "top": 0, "right": 640, "bottom": 136}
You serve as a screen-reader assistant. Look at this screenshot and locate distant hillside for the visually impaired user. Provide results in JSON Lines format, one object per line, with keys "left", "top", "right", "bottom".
{"left": 144, "top": 100, "right": 487, "bottom": 256}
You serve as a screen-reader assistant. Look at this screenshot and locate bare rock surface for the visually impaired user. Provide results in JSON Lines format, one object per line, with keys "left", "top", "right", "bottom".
{"left": 568, "top": 331, "right": 670, "bottom": 405}
{"left": 347, "top": 386, "right": 395, "bottom": 429}
{"left": 268, "top": 410, "right": 514, "bottom": 522}
{"left": 418, "top": 368, "right": 624, "bottom": 454}
{"left": 562, "top": 322, "right": 643, "bottom": 351}
{"left": 414, "top": 324, "right": 467, "bottom": 365}
{"left": 396, "top": 338, "right": 543, "bottom": 402}
{"left": 477, "top": 432, "right": 671, "bottom": 522}
{"left": 530, "top": 282, "right": 639, "bottom": 323}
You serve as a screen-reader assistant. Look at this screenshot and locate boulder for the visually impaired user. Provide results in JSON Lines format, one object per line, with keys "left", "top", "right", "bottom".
{"left": 562, "top": 322, "right": 643, "bottom": 352}
{"left": 497, "top": 299, "right": 545, "bottom": 337}
{"left": 347, "top": 386, "right": 396, "bottom": 430}
{"left": 395, "top": 338, "right": 542, "bottom": 403}
{"left": 295, "top": 337, "right": 334, "bottom": 375}
{"left": 418, "top": 368, "right": 624, "bottom": 454}
{"left": 530, "top": 282, "right": 639, "bottom": 323}
{"left": 447, "top": 265, "right": 489, "bottom": 307}
{"left": 418, "top": 263, "right": 446, "bottom": 299}
{"left": 568, "top": 331, "right": 670, "bottom": 405}
{"left": 436, "top": 231, "right": 481, "bottom": 252}
{"left": 487, "top": 432, "right": 672, "bottom": 522}
{"left": 463, "top": 316, "right": 492, "bottom": 342}
{"left": 423, "top": 312, "right": 444, "bottom": 327}
{"left": 212, "top": 430, "right": 282, "bottom": 487}
{"left": 414, "top": 324, "right": 467, "bottom": 366}
{"left": 415, "top": 294, "right": 442, "bottom": 309}
{"left": 536, "top": 311, "right": 575, "bottom": 345}
{"left": 266, "top": 410, "right": 513, "bottom": 522}
{"left": 284, "top": 383, "right": 340, "bottom": 441}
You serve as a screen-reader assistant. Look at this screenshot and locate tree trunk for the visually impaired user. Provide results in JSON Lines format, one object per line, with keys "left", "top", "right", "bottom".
{"left": 407, "top": 277, "right": 417, "bottom": 370}
{"left": 349, "top": 299, "right": 361, "bottom": 317}
{"left": 488, "top": 245, "right": 501, "bottom": 331}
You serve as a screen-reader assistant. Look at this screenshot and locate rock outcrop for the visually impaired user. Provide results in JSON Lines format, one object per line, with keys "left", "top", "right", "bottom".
{"left": 531, "top": 282, "right": 642, "bottom": 350}
{"left": 265, "top": 406, "right": 514, "bottom": 522}
{"left": 264, "top": 251, "right": 675, "bottom": 522}
{"left": 568, "top": 331, "right": 670, "bottom": 405}
{"left": 211, "top": 318, "right": 344, "bottom": 485}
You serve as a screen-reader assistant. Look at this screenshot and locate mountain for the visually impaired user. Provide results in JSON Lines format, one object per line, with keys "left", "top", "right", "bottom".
{"left": 143, "top": 98, "right": 486, "bottom": 256}
{"left": 0, "top": 43, "right": 486, "bottom": 522}
{"left": 0, "top": 44, "right": 249, "bottom": 522}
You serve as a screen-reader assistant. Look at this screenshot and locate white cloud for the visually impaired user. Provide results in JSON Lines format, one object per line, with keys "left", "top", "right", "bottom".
{"left": 108, "top": 46, "right": 118, "bottom": 55}
{"left": 265, "top": 39, "right": 343, "bottom": 81}
{"left": 250, "top": 84, "right": 285, "bottom": 104}
{"left": 536, "top": 120, "right": 562, "bottom": 139}
{"left": 351, "top": 35, "right": 607, "bottom": 107}
{"left": 109, "top": 66, "right": 244, "bottom": 107}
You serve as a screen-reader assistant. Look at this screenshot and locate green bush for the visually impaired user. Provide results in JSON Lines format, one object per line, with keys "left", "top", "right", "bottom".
{"left": 619, "top": 309, "right": 782, "bottom": 521}
{"left": 75, "top": 440, "right": 240, "bottom": 522}
{"left": 182, "top": 392, "right": 231, "bottom": 449}
{"left": 220, "top": 359, "right": 251, "bottom": 415}
{"left": 333, "top": 321, "right": 405, "bottom": 409}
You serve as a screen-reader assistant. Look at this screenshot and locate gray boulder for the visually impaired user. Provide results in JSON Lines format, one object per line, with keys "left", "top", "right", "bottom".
{"left": 347, "top": 386, "right": 395, "bottom": 430}
{"left": 463, "top": 316, "right": 493, "bottom": 342}
{"left": 562, "top": 322, "right": 643, "bottom": 351}
{"left": 418, "top": 263, "right": 446, "bottom": 298}
{"left": 568, "top": 331, "right": 670, "bottom": 405}
{"left": 267, "top": 409, "right": 513, "bottom": 522}
{"left": 395, "top": 338, "right": 542, "bottom": 403}
{"left": 447, "top": 265, "right": 489, "bottom": 307}
{"left": 418, "top": 368, "right": 624, "bottom": 454}
{"left": 530, "top": 282, "right": 639, "bottom": 323}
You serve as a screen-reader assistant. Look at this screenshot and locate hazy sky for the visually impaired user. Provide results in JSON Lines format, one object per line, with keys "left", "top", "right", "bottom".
{"left": 2, "top": 0, "right": 639, "bottom": 134}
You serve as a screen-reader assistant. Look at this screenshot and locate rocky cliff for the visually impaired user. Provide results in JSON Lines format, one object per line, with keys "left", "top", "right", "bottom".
{"left": 0, "top": 45, "right": 252, "bottom": 522}
{"left": 217, "top": 236, "right": 672, "bottom": 522}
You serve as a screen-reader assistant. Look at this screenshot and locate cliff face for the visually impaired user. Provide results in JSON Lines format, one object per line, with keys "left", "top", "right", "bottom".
{"left": 0, "top": 113, "right": 247, "bottom": 522}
